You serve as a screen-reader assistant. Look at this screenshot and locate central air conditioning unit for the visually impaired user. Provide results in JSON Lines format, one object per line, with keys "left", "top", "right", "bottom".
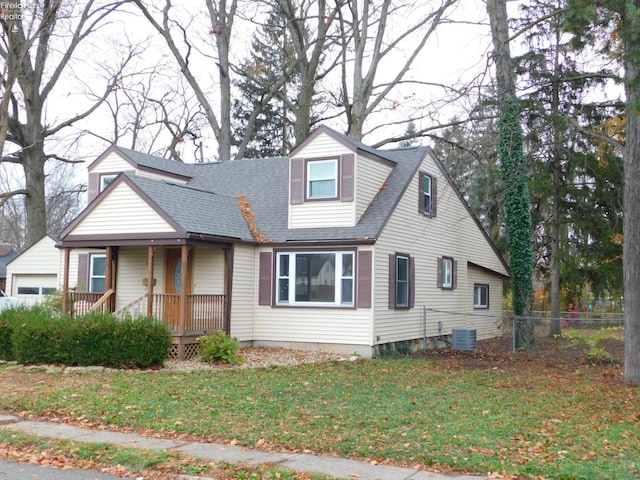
{"left": 452, "top": 328, "right": 477, "bottom": 351}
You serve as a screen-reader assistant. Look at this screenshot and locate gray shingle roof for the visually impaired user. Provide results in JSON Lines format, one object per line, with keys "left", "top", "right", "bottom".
{"left": 126, "top": 175, "right": 254, "bottom": 241}
{"left": 115, "top": 146, "right": 194, "bottom": 179}
{"left": 117, "top": 140, "right": 430, "bottom": 244}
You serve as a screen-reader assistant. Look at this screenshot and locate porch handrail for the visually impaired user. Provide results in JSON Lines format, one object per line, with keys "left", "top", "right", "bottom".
{"left": 113, "top": 292, "right": 149, "bottom": 318}
{"left": 88, "top": 289, "right": 114, "bottom": 313}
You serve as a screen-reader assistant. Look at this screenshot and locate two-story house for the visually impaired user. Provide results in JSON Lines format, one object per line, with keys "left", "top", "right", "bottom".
{"left": 56, "top": 125, "right": 509, "bottom": 359}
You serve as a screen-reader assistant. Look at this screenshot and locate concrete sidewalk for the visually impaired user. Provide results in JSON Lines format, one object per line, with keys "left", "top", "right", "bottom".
{"left": 0, "top": 414, "right": 488, "bottom": 480}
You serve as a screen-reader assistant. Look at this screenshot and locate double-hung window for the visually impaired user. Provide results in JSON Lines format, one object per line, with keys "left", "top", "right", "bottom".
{"left": 89, "top": 254, "right": 106, "bottom": 292}
{"left": 474, "top": 284, "right": 489, "bottom": 308}
{"left": 307, "top": 159, "right": 338, "bottom": 199}
{"left": 276, "top": 251, "right": 354, "bottom": 306}
{"left": 395, "top": 255, "right": 410, "bottom": 307}
{"left": 423, "top": 174, "right": 432, "bottom": 215}
{"left": 442, "top": 257, "right": 453, "bottom": 288}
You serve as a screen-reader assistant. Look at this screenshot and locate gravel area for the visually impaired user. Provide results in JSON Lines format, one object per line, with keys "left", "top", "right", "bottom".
{"left": 164, "top": 347, "right": 356, "bottom": 371}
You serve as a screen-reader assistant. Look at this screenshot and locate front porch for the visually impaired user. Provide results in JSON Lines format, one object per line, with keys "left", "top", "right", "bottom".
{"left": 61, "top": 243, "right": 232, "bottom": 360}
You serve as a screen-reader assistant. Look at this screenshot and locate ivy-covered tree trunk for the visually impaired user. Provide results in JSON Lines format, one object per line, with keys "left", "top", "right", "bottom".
{"left": 487, "top": 0, "right": 535, "bottom": 349}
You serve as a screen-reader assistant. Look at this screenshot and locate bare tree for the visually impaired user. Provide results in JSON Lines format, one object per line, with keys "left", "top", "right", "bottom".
{"left": 0, "top": 161, "right": 83, "bottom": 248}
{"left": 0, "top": 0, "right": 132, "bottom": 247}
{"left": 89, "top": 63, "right": 207, "bottom": 162}
{"left": 335, "top": 0, "right": 458, "bottom": 141}
{"left": 132, "top": 0, "right": 237, "bottom": 162}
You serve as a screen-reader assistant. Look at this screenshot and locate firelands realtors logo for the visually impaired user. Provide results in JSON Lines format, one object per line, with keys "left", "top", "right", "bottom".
{"left": 1, "top": 2, "right": 23, "bottom": 23}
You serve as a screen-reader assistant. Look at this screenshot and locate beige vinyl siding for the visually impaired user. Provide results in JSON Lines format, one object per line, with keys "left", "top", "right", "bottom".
{"left": 89, "top": 152, "right": 132, "bottom": 173}
{"left": 356, "top": 155, "right": 393, "bottom": 221}
{"left": 192, "top": 248, "right": 225, "bottom": 294}
{"left": 6, "top": 236, "right": 59, "bottom": 278}
{"left": 289, "top": 132, "right": 357, "bottom": 229}
{"left": 90, "top": 151, "right": 189, "bottom": 184}
{"left": 6, "top": 237, "right": 60, "bottom": 303}
{"left": 293, "top": 131, "right": 350, "bottom": 157}
{"left": 57, "top": 248, "right": 106, "bottom": 291}
{"left": 373, "top": 153, "right": 507, "bottom": 344}
{"left": 253, "top": 246, "right": 374, "bottom": 346}
{"left": 466, "top": 264, "right": 504, "bottom": 340}
{"left": 290, "top": 201, "right": 355, "bottom": 228}
{"left": 115, "top": 247, "right": 150, "bottom": 310}
{"left": 71, "top": 183, "right": 176, "bottom": 235}
{"left": 229, "top": 245, "right": 256, "bottom": 341}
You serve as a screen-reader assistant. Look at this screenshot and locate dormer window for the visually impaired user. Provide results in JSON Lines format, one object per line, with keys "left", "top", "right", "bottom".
{"left": 290, "top": 154, "right": 354, "bottom": 205}
{"left": 307, "top": 159, "right": 338, "bottom": 200}
{"left": 100, "top": 174, "right": 117, "bottom": 191}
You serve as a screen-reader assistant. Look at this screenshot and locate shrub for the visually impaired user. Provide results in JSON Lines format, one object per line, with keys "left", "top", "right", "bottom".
{"left": 563, "top": 328, "right": 622, "bottom": 364}
{"left": 199, "top": 331, "right": 243, "bottom": 365}
{"left": 8, "top": 307, "right": 171, "bottom": 368}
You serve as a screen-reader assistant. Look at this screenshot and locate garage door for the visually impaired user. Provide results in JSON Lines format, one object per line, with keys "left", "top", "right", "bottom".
{"left": 12, "top": 274, "right": 58, "bottom": 305}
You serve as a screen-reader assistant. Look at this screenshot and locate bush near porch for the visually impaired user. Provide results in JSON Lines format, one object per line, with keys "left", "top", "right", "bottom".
{"left": 0, "top": 306, "right": 170, "bottom": 368}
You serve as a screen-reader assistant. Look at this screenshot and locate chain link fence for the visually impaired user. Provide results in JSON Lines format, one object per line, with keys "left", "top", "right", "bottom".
{"left": 424, "top": 307, "right": 625, "bottom": 363}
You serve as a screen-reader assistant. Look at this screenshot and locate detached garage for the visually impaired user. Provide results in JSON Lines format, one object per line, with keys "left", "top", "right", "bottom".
{"left": 6, "top": 236, "right": 60, "bottom": 306}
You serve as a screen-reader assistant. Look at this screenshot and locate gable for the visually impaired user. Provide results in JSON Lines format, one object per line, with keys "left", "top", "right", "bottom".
{"left": 6, "top": 236, "right": 58, "bottom": 274}
{"left": 87, "top": 146, "right": 192, "bottom": 203}
{"left": 68, "top": 181, "right": 177, "bottom": 236}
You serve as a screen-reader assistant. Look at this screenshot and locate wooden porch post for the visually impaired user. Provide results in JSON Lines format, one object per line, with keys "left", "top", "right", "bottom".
{"left": 105, "top": 247, "right": 113, "bottom": 312}
{"left": 179, "top": 244, "right": 188, "bottom": 336}
{"left": 147, "top": 246, "right": 155, "bottom": 317}
{"left": 62, "top": 248, "right": 71, "bottom": 315}
{"left": 224, "top": 245, "right": 234, "bottom": 335}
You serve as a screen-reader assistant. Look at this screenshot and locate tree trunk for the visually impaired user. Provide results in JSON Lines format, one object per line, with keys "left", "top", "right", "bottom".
{"left": 22, "top": 144, "right": 47, "bottom": 248}
{"left": 549, "top": 32, "right": 563, "bottom": 336}
{"left": 215, "top": 0, "right": 233, "bottom": 162}
{"left": 623, "top": 0, "right": 640, "bottom": 384}
{"left": 487, "top": 0, "right": 535, "bottom": 348}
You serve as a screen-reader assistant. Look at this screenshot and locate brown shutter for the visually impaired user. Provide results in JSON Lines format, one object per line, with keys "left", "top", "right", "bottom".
{"left": 409, "top": 256, "right": 415, "bottom": 308}
{"left": 258, "top": 252, "right": 272, "bottom": 306}
{"left": 388, "top": 254, "right": 396, "bottom": 309}
{"left": 432, "top": 176, "right": 438, "bottom": 218}
{"left": 341, "top": 153, "right": 355, "bottom": 202}
{"left": 87, "top": 173, "right": 99, "bottom": 203}
{"left": 77, "top": 254, "right": 88, "bottom": 292}
{"left": 418, "top": 171, "right": 425, "bottom": 213}
{"left": 436, "top": 257, "right": 443, "bottom": 288}
{"left": 357, "top": 251, "right": 372, "bottom": 308}
{"left": 290, "top": 157, "right": 304, "bottom": 204}
{"left": 452, "top": 259, "right": 458, "bottom": 289}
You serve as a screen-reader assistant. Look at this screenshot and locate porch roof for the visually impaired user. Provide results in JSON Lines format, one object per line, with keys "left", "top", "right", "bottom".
{"left": 126, "top": 174, "right": 254, "bottom": 242}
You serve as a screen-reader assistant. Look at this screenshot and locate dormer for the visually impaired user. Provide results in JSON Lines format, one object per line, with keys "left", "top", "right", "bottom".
{"left": 86, "top": 146, "right": 193, "bottom": 203}
{"left": 288, "top": 126, "right": 395, "bottom": 229}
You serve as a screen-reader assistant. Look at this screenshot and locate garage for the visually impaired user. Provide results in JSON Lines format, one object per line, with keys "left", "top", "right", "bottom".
{"left": 5, "top": 236, "right": 61, "bottom": 306}
{"left": 11, "top": 274, "right": 58, "bottom": 305}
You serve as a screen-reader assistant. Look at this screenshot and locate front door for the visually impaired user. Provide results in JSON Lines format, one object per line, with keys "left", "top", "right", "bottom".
{"left": 164, "top": 248, "right": 192, "bottom": 328}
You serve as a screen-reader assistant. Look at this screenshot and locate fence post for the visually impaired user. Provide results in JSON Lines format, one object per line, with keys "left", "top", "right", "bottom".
{"left": 423, "top": 305, "right": 427, "bottom": 350}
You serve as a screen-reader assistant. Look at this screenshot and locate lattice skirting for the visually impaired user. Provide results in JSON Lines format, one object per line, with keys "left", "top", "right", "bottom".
{"left": 169, "top": 339, "right": 200, "bottom": 360}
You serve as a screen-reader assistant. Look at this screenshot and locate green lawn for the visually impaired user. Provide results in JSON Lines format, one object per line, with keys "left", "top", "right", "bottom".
{"left": 1, "top": 358, "right": 638, "bottom": 479}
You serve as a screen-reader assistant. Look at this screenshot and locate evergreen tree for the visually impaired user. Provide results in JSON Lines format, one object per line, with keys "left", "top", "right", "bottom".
{"left": 515, "top": 0, "right": 623, "bottom": 332}
{"left": 231, "top": 7, "right": 295, "bottom": 158}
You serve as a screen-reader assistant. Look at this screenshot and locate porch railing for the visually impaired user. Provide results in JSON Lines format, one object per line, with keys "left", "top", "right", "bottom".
{"left": 68, "top": 292, "right": 105, "bottom": 316}
{"left": 72, "top": 292, "right": 226, "bottom": 334}
{"left": 150, "top": 294, "right": 226, "bottom": 333}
